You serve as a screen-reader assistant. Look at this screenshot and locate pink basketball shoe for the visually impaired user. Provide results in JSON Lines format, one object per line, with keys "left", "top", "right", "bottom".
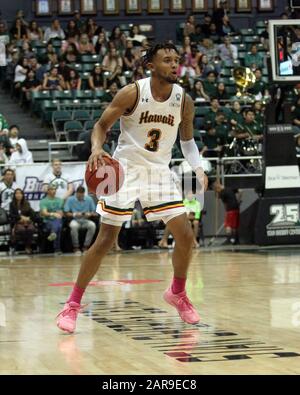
{"left": 56, "top": 302, "right": 86, "bottom": 334}
{"left": 163, "top": 287, "right": 200, "bottom": 324}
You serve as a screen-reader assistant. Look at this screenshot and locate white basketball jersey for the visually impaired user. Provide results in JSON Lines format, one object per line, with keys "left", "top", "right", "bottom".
{"left": 113, "top": 77, "right": 185, "bottom": 167}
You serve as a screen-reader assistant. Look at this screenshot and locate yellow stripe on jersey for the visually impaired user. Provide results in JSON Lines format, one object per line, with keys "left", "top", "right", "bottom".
{"left": 99, "top": 201, "right": 133, "bottom": 216}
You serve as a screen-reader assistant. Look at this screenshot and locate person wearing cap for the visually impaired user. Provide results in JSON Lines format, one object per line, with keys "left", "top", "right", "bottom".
{"left": 40, "top": 184, "right": 64, "bottom": 253}
{"left": 73, "top": 10, "right": 85, "bottom": 32}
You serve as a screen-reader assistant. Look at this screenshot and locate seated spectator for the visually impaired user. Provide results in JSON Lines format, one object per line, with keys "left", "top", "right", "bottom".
{"left": 133, "top": 65, "right": 147, "bottom": 81}
{"left": 62, "top": 43, "right": 79, "bottom": 64}
{"left": 57, "top": 57, "right": 71, "bottom": 82}
{"left": 214, "top": 111, "right": 231, "bottom": 145}
{"left": 21, "top": 69, "right": 41, "bottom": 107}
{"left": 208, "top": 23, "right": 220, "bottom": 42}
{"left": 73, "top": 10, "right": 85, "bottom": 33}
{"left": 42, "top": 66, "right": 65, "bottom": 91}
{"left": 102, "top": 47, "right": 125, "bottom": 86}
{"left": 248, "top": 68, "right": 268, "bottom": 99}
{"left": 43, "top": 159, "right": 74, "bottom": 200}
{"left": 64, "top": 20, "right": 80, "bottom": 41}
{"left": 0, "top": 112, "right": 9, "bottom": 134}
{"left": 203, "top": 73, "right": 218, "bottom": 100}
{"left": 27, "top": 20, "right": 43, "bottom": 41}
{"left": 229, "top": 100, "right": 244, "bottom": 129}
{"left": 123, "top": 40, "right": 136, "bottom": 71}
{"left": 128, "top": 25, "right": 147, "bottom": 45}
{"left": 9, "top": 188, "right": 37, "bottom": 254}
{"left": 244, "top": 44, "right": 265, "bottom": 70}
{"left": 183, "top": 190, "right": 202, "bottom": 248}
{"left": 180, "top": 35, "right": 192, "bottom": 58}
{"left": 0, "top": 22, "right": 10, "bottom": 45}
{"left": 201, "top": 124, "right": 223, "bottom": 158}
{"left": 10, "top": 18, "right": 27, "bottom": 41}
{"left": 84, "top": 18, "right": 97, "bottom": 40}
{"left": 216, "top": 82, "right": 230, "bottom": 101}
{"left": 234, "top": 109, "right": 263, "bottom": 142}
{"left": 44, "top": 19, "right": 65, "bottom": 42}
{"left": 28, "top": 56, "right": 45, "bottom": 84}
{"left": 15, "top": 10, "right": 29, "bottom": 28}
{"left": 201, "top": 14, "right": 212, "bottom": 37}
{"left": 190, "top": 80, "right": 209, "bottom": 101}
{"left": 20, "top": 41, "right": 34, "bottom": 59}
{"left": 78, "top": 33, "right": 95, "bottom": 55}
{"left": 14, "top": 58, "right": 29, "bottom": 98}
{"left": 196, "top": 54, "right": 221, "bottom": 78}
{"left": 204, "top": 98, "right": 222, "bottom": 125}
{"left": 0, "top": 169, "right": 18, "bottom": 211}
{"left": 94, "top": 31, "right": 108, "bottom": 57}
{"left": 64, "top": 186, "right": 97, "bottom": 254}
{"left": 253, "top": 100, "right": 265, "bottom": 131}
{"left": 178, "top": 55, "right": 197, "bottom": 85}
{"left": 40, "top": 185, "right": 63, "bottom": 254}
{"left": 0, "top": 124, "right": 13, "bottom": 155}
{"left": 218, "top": 36, "right": 238, "bottom": 65}
{"left": 101, "top": 82, "right": 119, "bottom": 104}
{"left": 110, "top": 26, "right": 124, "bottom": 51}
{"left": 88, "top": 64, "right": 106, "bottom": 91}
{"left": 190, "top": 24, "right": 205, "bottom": 44}
{"left": 0, "top": 40, "right": 7, "bottom": 88}
{"left": 65, "top": 69, "right": 81, "bottom": 91}
{"left": 198, "top": 37, "right": 219, "bottom": 63}
{"left": 218, "top": 15, "right": 235, "bottom": 37}
{"left": 8, "top": 138, "right": 33, "bottom": 165}
{"left": 183, "top": 15, "right": 196, "bottom": 38}
{"left": 8, "top": 125, "right": 19, "bottom": 148}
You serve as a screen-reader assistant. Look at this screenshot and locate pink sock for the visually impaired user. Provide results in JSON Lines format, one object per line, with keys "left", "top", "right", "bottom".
{"left": 171, "top": 277, "right": 186, "bottom": 294}
{"left": 67, "top": 284, "right": 85, "bottom": 305}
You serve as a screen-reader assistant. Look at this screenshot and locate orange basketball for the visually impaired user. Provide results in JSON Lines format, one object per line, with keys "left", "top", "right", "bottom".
{"left": 85, "top": 157, "right": 125, "bottom": 197}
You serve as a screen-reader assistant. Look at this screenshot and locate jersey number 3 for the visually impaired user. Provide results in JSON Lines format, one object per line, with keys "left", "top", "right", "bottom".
{"left": 145, "top": 129, "right": 161, "bottom": 152}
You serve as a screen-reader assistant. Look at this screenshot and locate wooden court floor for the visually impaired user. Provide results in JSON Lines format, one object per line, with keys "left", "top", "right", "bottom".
{"left": 0, "top": 247, "right": 300, "bottom": 375}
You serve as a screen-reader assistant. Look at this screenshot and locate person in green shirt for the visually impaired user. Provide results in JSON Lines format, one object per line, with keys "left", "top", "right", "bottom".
{"left": 253, "top": 100, "right": 265, "bottom": 131}
{"left": 229, "top": 101, "right": 244, "bottom": 130}
{"left": 215, "top": 112, "right": 231, "bottom": 144}
{"left": 234, "top": 109, "right": 263, "bottom": 142}
{"left": 203, "top": 98, "right": 221, "bottom": 126}
{"left": 203, "top": 71, "right": 218, "bottom": 99}
{"left": 244, "top": 44, "right": 265, "bottom": 70}
{"left": 0, "top": 113, "right": 9, "bottom": 134}
{"left": 248, "top": 68, "right": 268, "bottom": 97}
{"left": 40, "top": 185, "right": 64, "bottom": 253}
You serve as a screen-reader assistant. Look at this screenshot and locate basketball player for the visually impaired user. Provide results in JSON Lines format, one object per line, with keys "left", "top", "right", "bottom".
{"left": 57, "top": 43, "right": 208, "bottom": 333}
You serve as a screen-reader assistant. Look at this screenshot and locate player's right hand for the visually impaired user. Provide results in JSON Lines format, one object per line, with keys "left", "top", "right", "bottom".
{"left": 88, "top": 148, "right": 112, "bottom": 171}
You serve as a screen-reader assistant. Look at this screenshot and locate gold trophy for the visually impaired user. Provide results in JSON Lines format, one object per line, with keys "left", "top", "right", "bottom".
{"left": 233, "top": 67, "right": 256, "bottom": 102}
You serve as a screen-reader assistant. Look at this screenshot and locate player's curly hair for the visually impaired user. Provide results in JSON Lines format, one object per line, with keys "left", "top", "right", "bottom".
{"left": 142, "top": 42, "right": 179, "bottom": 67}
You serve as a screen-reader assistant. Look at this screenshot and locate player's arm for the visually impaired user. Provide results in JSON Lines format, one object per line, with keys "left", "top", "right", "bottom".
{"left": 179, "top": 94, "right": 208, "bottom": 191}
{"left": 89, "top": 83, "right": 137, "bottom": 170}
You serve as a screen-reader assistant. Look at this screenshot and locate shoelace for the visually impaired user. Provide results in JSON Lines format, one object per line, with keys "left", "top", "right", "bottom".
{"left": 56, "top": 303, "right": 88, "bottom": 320}
{"left": 177, "top": 295, "right": 194, "bottom": 312}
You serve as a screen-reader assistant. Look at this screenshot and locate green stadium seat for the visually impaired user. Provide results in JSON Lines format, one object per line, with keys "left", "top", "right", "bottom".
{"left": 84, "top": 120, "right": 96, "bottom": 131}
{"left": 82, "top": 63, "right": 95, "bottom": 72}
{"left": 81, "top": 54, "right": 102, "bottom": 63}
{"left": 52, "top": 90, "right": 73, "bottom": 100}
{"left": 74, "top": 90, "right": 94, "bottom": 100}
{"left": 237, "top": 43, "right": 246, "bottom": 51}
{"left": 231, "top": 36, "right": 242, "bottom": 44}
{"left": 41, "top": 100, "right": 59, "bottom": 125}
{"left": 220, "top": 68, "right": 232, "bottom": 77}
{"left": 52, "top": 110, "right": 72, "bottom": 140}
{"left": 64, "top": 120, "right": 84, "bottom": 141}
{"left": 243, "top": 36, "right": 260, "bottom": 44}
{"left": 72, "top": 110, "right": 91, "bottom": 122}
{"left": 195, "top": 106, "right": 210, "bottom": 117}
{"left": 70, "top": 63, "right": 83, "bottom": 72}
{"left": 93, "top": 90, "right": 106, "bottom": 100}
{"left": 240, "top": 28, "right": 254, "bottom": 36}
{"left": 31, "top": 90, "right": 52, "bottom": 114}
{"left": 92, "top": 109, "right": 105, "bottom": 120}
{"left": 256, "top": 21, "right": 266, "bottom": 28}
